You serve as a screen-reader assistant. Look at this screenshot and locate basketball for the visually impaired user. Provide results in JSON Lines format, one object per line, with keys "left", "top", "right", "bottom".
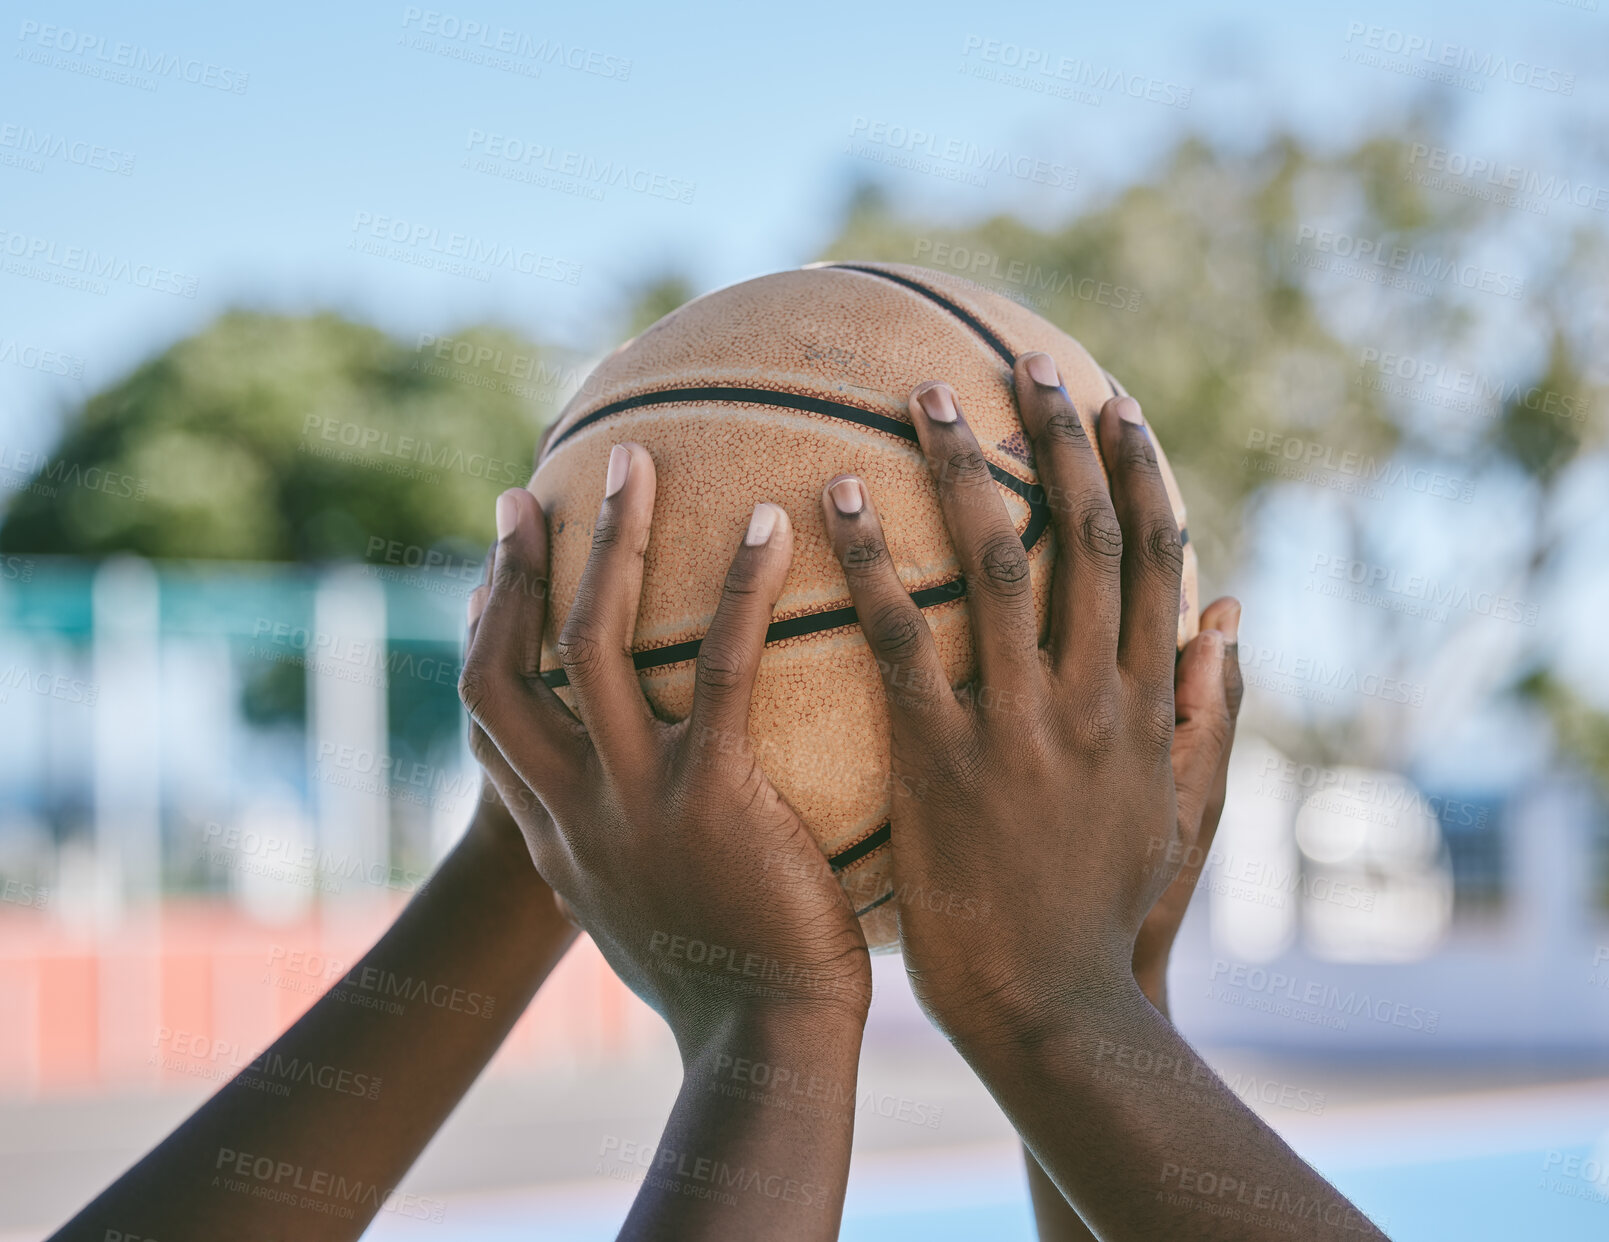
{"left": 530, "top": 262, "right": 1199, "bottom": 950}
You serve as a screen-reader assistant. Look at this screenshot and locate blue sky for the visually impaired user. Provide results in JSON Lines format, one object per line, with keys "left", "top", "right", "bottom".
{"left": 2, "top": 0, "right": 1603, "bottom": 455}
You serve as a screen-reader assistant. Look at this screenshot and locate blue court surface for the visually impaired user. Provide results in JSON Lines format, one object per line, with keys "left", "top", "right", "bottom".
{"left": 367, "top": 1091, "right": 1609, "bottom": 1242}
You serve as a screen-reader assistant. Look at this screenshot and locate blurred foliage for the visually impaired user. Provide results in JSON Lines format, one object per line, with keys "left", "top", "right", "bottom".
{"left": 0, "top": 312, "right": 554, "bottom": 561}
{"left": 816, "top": 125, "right": 1608, "bottom": 786}
{"left": 5, "top": 123, "right": 1607, "bottom": 794}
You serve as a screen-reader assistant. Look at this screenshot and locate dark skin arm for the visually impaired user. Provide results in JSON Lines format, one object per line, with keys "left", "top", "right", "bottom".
{"left": 48, "top": 587, "right": 579, "bottom": 1241}
{"left": 1025, "top": 595, "right": 1244, "bottom": 1240}
{"left": 462, "top": 459, "right": 870, "bottom": 1241}
{"left": 48, "top": 791, "right": 576, "bottom": 1242}
{"left": 819, "top": 355, "right": 1387, "bottom": 1240}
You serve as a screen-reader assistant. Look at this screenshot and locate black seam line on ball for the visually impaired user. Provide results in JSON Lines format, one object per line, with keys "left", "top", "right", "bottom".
{"left": 829, "top": 822, "right": 891, "bottom": 872}
{"left": 543, "top": 386, "right": 919, "bottom": 460}
{"left": 823, "top": 263, "right": 1017, "bottom": 368}
{"left": 534, "top": 390, "right": 1051, "bottom": 689}
{"left": 853, "top": 889, "right": 895, "bottom": 918}
{"left": 828, "top": 268, "right": 1188, "bottom": 555}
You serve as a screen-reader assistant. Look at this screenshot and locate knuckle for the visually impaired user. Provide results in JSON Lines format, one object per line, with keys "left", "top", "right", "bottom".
{"left": 467, "top": 723, "right": 500, "bottom": 765}
{"left": 555, "top": 622, "right": 606, "bottom": 681}
{"left": 1118, "top": 431, "right": 1160, "bottom": 476}
{"left": 1225, "top": 656, "right": 1246, "bottom": 718}
{"left": 694, "top": 642, "right": 747, "bottom": 695}
{"left": 1071, "top": 689, "right": 1121, "bottom": 752}
{"left": 941, "top": 446, "right": 992, "bottom": 485}
{"left": 1140, "top": 697, "right": 1177, "bottom": 753}
{"left": 1139, "top": 519, "right": 1185, "bottom": 579}
{"left": 1073, "top": 500, "right": 1124, "bottom": 563}
{"left": 868, "top": 600, "right": 928, "bottom": 664}
{"left": 457, "top": 659, "right": 497, "bottom": 721}
{"left": 843, "top": 533, "right": 889, "bottom": 576}
{"left": 589, "top": 519, "right": 622, "bottom": 553}
{"left": 977, "top": 533, "right": 1032, "bottom": 598}
{"left": 1042, "top": 410, "right": 1088, "bottom": 445}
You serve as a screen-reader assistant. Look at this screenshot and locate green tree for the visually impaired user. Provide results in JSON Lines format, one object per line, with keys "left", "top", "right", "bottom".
{"left": 1, "top": 311, "right": 558, "bottom": 561}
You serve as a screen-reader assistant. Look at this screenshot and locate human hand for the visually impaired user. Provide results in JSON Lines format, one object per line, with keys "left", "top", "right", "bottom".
{"left": 816, "top": 354, "right": 1216, "bottom": 1050}
{"left": 460, "top": 444, "right": 871, "bottom": 1056}
{"left": 1131, "top": 595, "right": 1244, "bottom": 1010}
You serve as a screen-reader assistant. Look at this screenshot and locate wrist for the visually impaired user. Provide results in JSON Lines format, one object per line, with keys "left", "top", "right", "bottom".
{"left": 680, "top": 1002, "right": 866, "bottom": 1085}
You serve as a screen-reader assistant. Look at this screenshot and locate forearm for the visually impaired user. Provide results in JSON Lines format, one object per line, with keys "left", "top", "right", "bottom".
{"left": 1023, "top": 958, "right": 1172, "bottom": 1240}
{"left": 981, "top": 980, "right": 1385, "bottom": 1242}
{"left": 617, "top": 1010, "right": 863, "bottom": 1242}
{"left": 50, "top": 799, "right": 577, "bottom": 1242}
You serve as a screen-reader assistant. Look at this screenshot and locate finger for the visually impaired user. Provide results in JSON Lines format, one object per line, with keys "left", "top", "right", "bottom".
{"left": 820, "top": 475, "right": 959, "bottom": 732}
{"left": 459, "top": 488, "right": 578, "bottom": 788}
{"left": 1171, "top": 626, "right": 1232, "bottom": 851}
{"left": 556, "top": 441, "right": 658, "bottom": 767}
{"left": 1190, "top": 597, "right": 1243, "bottom": 846}
{"left": 1097, "top": 396, "right": 1184, "bottom": 685}
{"left": 1012, "top": 352, "right": 1122, "bottom": 674}
{"left": 685, "top": 503, "right": 796, "bottom": 756}
{"left": 908, "top": 381, "right": 1039, "bottom": 691}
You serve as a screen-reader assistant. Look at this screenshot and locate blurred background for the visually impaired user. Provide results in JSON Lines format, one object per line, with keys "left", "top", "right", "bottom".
{"left": 2, "top": 0, "right": 1608, "bottom": 1237}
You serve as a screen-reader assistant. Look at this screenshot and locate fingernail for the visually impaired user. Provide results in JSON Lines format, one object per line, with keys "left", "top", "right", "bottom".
{"left": 495, "top": 490, "right": 520, "bottom": 539}
{"left": 604, "top": 444, "right": 631, "bottom": 499}
{"left": 1115, "top": 396, "right": 1145, "bottom": 426}
{"left": 468, "top": 587, "right": 487, "bottom": 624}
{"left": 1024, "top": 353, "right": 1060, "bottom": 388}
{"left": 1200, "top": 628, "right": 1224, "bottom": 658}
{"left": 829, "top": 477, "right": 864, "bottom": 516}
{"left": 1222, "top": 600, "right": 1241, "bottom": 644}
{"left": 916, "top": 384, "right": 958, "bottom": 424}
{"left": 744, "top": 502, "right": 782, "bottom": 546}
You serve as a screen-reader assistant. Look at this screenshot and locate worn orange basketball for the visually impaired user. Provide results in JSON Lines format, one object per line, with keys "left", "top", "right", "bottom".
{"left": 530, "top": 262, "right": 1198, "bottom": 950}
